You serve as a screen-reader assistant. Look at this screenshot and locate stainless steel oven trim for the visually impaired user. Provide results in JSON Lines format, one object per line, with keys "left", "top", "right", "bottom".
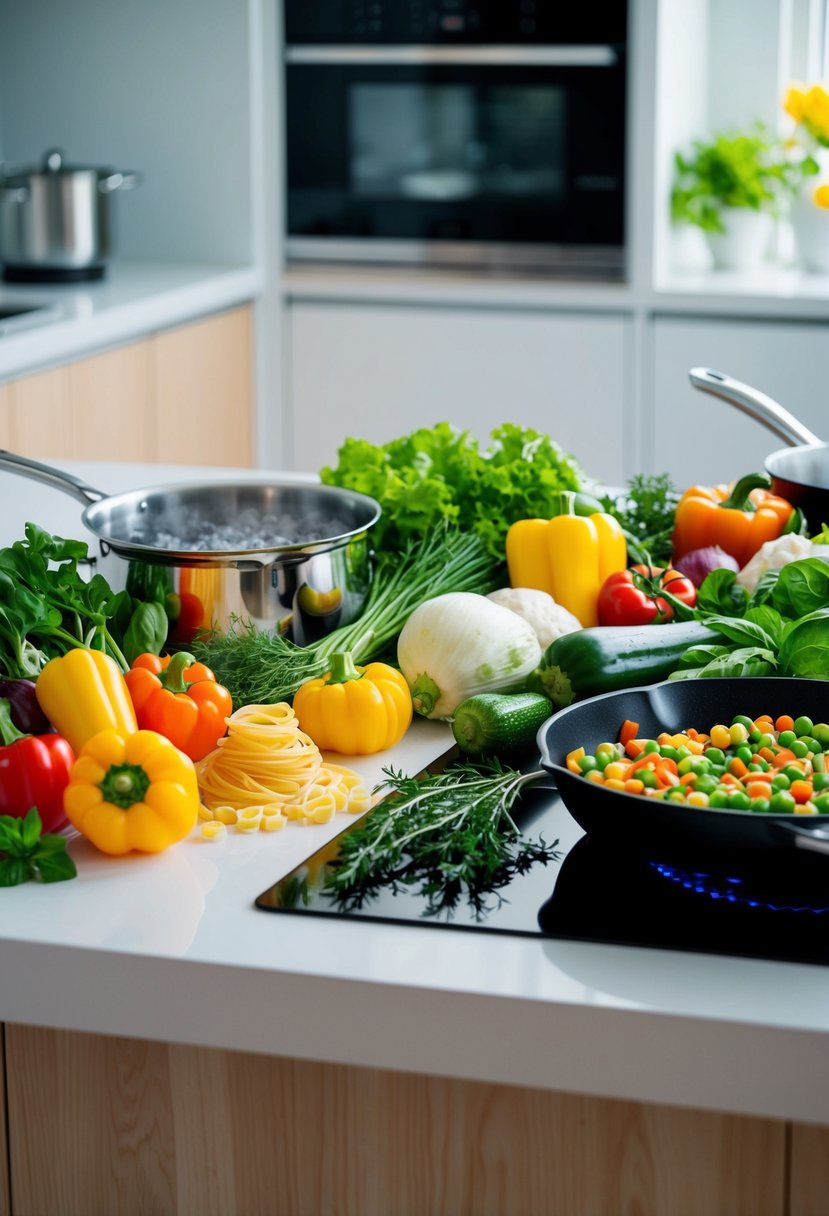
{"left": 286, "top": 236, "right": 625, "bottom": 276}
{"left": 285, "top": 45, "right": 618, "bottom": 66}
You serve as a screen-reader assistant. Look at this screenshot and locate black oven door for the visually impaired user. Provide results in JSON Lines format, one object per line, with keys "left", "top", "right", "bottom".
{"left": 284, "top": 48, "right": 626, "bottom": 276}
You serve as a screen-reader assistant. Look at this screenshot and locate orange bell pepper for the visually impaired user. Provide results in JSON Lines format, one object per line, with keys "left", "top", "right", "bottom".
{"left": 124, "top": 652, "right": 233, "bottom": 762}
{"left": 671, "top": 472, "right": 794, "bottom": 567}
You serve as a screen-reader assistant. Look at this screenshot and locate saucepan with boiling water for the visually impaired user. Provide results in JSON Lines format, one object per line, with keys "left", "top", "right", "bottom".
{"left": 0, "top": 450, "right": 381, "bottom": 644}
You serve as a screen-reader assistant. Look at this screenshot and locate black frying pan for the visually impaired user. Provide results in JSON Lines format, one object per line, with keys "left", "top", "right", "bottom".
{"left": 690, "top": 367, "right": 829, "bottom": 532}
{"left": 537, "top": 677, "right": 829, "bottom": 860}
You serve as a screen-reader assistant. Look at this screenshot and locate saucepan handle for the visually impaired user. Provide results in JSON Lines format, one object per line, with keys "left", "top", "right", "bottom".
{"left": 688, "top": 367, "right": 823, "bottom": 448}
{"left": 0, "top": 449, "right": 107, "bottom": 507}
{"left": 777, "top": 820, "right": 829, "bottom": 857}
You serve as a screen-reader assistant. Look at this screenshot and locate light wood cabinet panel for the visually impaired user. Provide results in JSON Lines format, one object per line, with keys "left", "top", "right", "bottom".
{"left": 152, "top": 307, "right": 253, "bottom": 468}
{"left": 69, "top": 342, "right": 158, "bottom": 462}
{"left": 790, "top": 1122, "right": 829, "bottom": 1216}
{"left": 0, "top": 305, "right": 254, "bottom": 469}
{"left": 5, "top": 1022, "right": 789, "bottom": 1216}
{"left": 0, "top": 1026, "right": 9, "bottom": 1216}
{"left": 2, "top": 366, "right": 73, "bottom": 459}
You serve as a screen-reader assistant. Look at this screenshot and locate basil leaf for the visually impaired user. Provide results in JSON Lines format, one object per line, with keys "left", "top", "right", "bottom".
{"left": 744, "top": 605, "right": 788, "bottom": 648}
{"left": 677, "top": 644, "right": 731, "bottom": 668}
{"left": 703, "top": 615, "right": 777, "bottom": 651}
{"left": 778, "top": 609, "right": 829, "bottom": 678}
{"left": 0, "top": 857, "right": 29, "bottom": 886}
{"left": 772, "top": 558, "right": 829, "bottom": 618}
{"left": 748, "top": 569, "right": 780, "bottom": 607}
{"left": 697, "top": 569, "right": 749, "bottom": 616}
{"left": 668, "top": 667, "right": 704, "bottom": 680}
{"left": 20, "top": 807, "right": 42, "bottom": 852}
{"left": 33, "top": 850, "right": 77, "bottom": 884}
{"left": 0, "top": 816, "right": 25, "bottom": 857}
{"left": 695, "top": 647, "right": 778, "bottom": 678}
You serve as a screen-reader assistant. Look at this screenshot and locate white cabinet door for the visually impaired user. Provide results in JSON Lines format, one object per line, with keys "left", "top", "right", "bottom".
{"left": 289, "top": 303, "right": 631, "bottom": 485}
{"left": 651, "top": 316, "right": 828, "bottom": 487}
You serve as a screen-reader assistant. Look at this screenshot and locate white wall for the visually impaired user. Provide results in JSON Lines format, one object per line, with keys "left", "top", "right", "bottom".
{"left": 0, "top": 0, "right": 256, "bottom": 264}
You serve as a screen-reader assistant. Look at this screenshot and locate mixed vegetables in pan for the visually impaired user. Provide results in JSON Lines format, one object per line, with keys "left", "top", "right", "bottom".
{"left": 568, "top": 712, "right": 829, "bottom": 815}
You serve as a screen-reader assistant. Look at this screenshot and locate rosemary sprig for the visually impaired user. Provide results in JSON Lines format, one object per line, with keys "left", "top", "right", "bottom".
{"left": 191, "top": 524, "right": 499, "bottom": 706}
{"left": 323, "top": 760, "right": 559, "bottom": 919}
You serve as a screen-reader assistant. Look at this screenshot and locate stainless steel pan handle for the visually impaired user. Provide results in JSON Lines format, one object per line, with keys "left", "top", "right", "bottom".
{"left": 783, "top": 822, "right": 829, "bottom": 857}
{"left": 0, "top": 449, "right": 108, "bottom": 506}
{"left": 689, "top": 367, "right": 823, "bottom": 448}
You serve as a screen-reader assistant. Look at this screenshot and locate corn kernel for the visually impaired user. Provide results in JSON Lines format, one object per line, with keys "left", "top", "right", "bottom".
{"left": 686, "top": 791, "right": 710, "bottom": 808}
{"left": 603, "top": 778, "right": 626, "bottom": 791}
{"left": 729, "top": 722, "right": 749, "bottom": 746}
{"left": 604, "top": 762, "right": 628, "bottom": 782}
{"left": 710, "top": 724, "right": 732, "bottom": 750}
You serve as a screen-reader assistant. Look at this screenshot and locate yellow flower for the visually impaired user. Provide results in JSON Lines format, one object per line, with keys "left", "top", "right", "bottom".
{"left": 813, "top": 184, "right": 829, "bottom": 208}
{"left": 784, "top": 84, "right": 807, "bottom": 122}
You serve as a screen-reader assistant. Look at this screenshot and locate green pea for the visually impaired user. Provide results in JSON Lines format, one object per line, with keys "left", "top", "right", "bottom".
{"left": 790, "top": 739, "right": 809, "bottom": 759}
{"left": 750, "top": 797, "right": 771, "bottom": 813}
{"left": 708, "top": 790, "right": 729, "bottom": 809}
{"left": 769, "top": 790, "right": 796, "bottom": 814}
{"left": 794, "top": 715, "right": 814, "bottom": 738}
{"left": 784, "top": 764, "right": 806, "bottom": 783}
{"left": 579, "top": 755, "right": 598, "bottom": 773}
{"left": 595, "top": 752, "right": 612, "bottom": 771}
{"left": 677, "top": 757, "right": 694, "bottom": 776}
{"left": 660, "top": 746, "right": 679, "bottom": 762}
{"left": 778, "top": 729, "right": 797, "bottom": 748}
{"left": 748, "top": 729, "right": 763, "bottom": 745}
{"left": 812, "top": 723, "right": 829, "bottom": 748}
{"left": 813, "top": 793, "right": 829, "bottom": 814}
{"left": 639, "top": 768, "right": 659, "bottom": 789}
{"left": 705, "top": 747, "right": 725, "bottom": 767}
{"left": 813, "top": 772, "right": 829, "bottom": 792}
{"left": 665, "top": 788, "right": 687, "bottom": 803}
{"left": 800, "top": 737, "right": 821, "bottom": 754}
{"left": 727, "top": 791, "right": 751, "bottom": 811}
{"left": 755, "top": 733, "right": 774, "bottom": 750}
{"left": 771, "top": 772, "right": 790, "bottom": 790}
{"left": 694, "top": 774, "right": 719, "bottom": 795}
{"left": 732, "top": 715, "right": 755, "bottom": 731}
{"left": 643, "top": 739, "right": 660, "bottom": 754}
{"left": 735, "top": 745, "right": 753, "bottom": 765}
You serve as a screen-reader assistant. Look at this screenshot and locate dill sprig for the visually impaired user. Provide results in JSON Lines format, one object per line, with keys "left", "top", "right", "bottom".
{"left": 191, "top": 525, "right": 499, "bottom": 706}
{"left": 323, "top": 760, "right": 559, "bottom": 919}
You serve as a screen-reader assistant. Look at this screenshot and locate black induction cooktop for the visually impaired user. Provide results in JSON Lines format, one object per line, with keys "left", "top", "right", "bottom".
{"left": 255, "top": 754, "right": 829, "bottom": 968}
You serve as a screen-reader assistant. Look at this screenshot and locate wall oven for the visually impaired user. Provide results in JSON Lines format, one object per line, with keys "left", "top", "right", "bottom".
{"left": 283, "top": 2, "right": 628, "bottom": 277}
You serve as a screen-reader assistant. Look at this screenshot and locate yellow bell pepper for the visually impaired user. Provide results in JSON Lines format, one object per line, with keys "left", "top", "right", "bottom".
{"left": 35, "top": 648, "right": 138, "bottom": 755}
{"left": 293, "top": 652, "right": 413, "bottom": 754}
{"left": 506, "top": 492, "right": 626, "bottom": 627}
{"left": 64, "top": 728, "right": 200, "bottom": 855}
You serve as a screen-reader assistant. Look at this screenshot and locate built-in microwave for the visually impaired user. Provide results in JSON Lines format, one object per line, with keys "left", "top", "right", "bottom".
{"left": 283, "top": 2, "right": 628, "bottom": 277}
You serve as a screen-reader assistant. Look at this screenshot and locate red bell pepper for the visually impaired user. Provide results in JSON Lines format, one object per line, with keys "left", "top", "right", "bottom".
{"left": 0, "top": 698, "right": 75, "bottom": 832}
{"left": 597, "top": 564, "right": 697, "bottom": 627}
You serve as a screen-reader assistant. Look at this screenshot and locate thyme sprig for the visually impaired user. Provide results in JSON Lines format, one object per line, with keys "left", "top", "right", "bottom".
{"left": 323, "top": 760, "right": 559, "bottom": 919}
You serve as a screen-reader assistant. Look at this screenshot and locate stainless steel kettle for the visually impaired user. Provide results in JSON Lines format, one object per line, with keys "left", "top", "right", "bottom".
{"left": 0, "top": 148, "right": 141, "bottom": 282}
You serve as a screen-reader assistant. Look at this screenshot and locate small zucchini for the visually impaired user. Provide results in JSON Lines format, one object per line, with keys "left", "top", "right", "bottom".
{"left": 451, "top": 692, "right": 552, "bottom": 758}
{"left": 529, "top": 620, "right": 720, "bottom": 709}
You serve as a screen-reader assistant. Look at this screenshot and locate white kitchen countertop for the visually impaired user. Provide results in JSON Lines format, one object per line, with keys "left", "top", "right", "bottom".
{"left": 1, "top": 459, "right": 829, "bottom": 1128}
{"left": 0, "top": 259, "right": 262, "bottom": 381}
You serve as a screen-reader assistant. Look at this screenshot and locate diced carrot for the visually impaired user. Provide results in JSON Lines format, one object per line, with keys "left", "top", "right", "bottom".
{"left": 630, "top": 755, "right": 658, "bottom": 773}
{"left": 567, "top": 747, "right": 586, "bottom": 774}
{"left": 775, "top": 715, "right": 795, "bottom": 734}
{"left": 624, "top": 738, "right": 647, "bottom": 759}
{"left": 790, "top": 780, "right": 814, "bottom": 804}
{"left": 728, "top": 757, "right": 748, "bottom": 779}
{"left": 720, "top": 773, "right": 745, "bottom": 789}
{"left": 754, "top": 715, "right": 774, "bottom": 729}
{"left": 618, "top": 719, "right": 640, "bottom": 746}
{"left": 585, "top": 770, "right": 605, "bottom": 784}
{"left": 758, "top": 746, "right": 777, "bottom": 763}
{"left": 746, "top": 780, "right": 773, "bottom": 800}
{"left": 686, "top": 728, "right": 701, "bottom": 741}
{"left": 772, "top": 748, "right": 796, "bottom": 769}
{"left": 679, "top": 772, "right": 698, "bottom": 786}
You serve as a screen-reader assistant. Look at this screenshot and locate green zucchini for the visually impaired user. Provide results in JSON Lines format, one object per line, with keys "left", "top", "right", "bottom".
{"left": 530, "top": 621, "right": 720, "bottom": 709}
{"left": 451, "top": 692, "right": 552, "bottom": 758}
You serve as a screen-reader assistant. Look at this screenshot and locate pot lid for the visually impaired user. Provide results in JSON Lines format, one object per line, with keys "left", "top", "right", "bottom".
{"left": 0, "top": 148, "right": 118, "bottom": 183}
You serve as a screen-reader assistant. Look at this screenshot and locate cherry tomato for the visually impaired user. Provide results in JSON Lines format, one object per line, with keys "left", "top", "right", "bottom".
{"left": 597, "top": 564, "right": 697, "bottom": 627}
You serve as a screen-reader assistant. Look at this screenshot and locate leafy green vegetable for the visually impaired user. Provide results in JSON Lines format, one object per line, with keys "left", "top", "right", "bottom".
{"left": 696, "top": 568, "right": 749, "bottom": 616}
{"left": 192, "top": 524, "right": 499, "bottom": 706}
{"left": 323, "top": 759, "right": 558, "bottom": 918}
{"left": 779, "top": 610, "right": 829, "bottom": 678}
{"left": 772, "top": 559, "right": 829, "bottom": 618}
{"left": 0, "top": 808, "right": 77, "bottom": 886}
{"left": 320, "top": 422, "right": 584, "bottom": 559}
{"left": 600, "top": 473, "right": 678, "bottom": 565}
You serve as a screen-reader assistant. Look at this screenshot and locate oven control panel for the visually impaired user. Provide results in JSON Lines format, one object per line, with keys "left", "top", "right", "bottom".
{"left": 285, "top": 0, "right": 627, "bottom": 45}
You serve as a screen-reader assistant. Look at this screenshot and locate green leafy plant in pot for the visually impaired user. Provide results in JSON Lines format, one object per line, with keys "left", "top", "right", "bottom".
{"left": 671, "top": 125, "right": 802, "bottom": 270}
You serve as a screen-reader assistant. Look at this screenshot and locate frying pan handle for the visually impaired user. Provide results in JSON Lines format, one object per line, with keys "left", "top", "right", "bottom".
{"left": 778, "top": 820, "right": 829, "bottom": 857}
{"left": 688, "top": 368, "right": 822, "bottom": 448}
{"left": 0, "top": 449, "right": 107, "bottom": 506}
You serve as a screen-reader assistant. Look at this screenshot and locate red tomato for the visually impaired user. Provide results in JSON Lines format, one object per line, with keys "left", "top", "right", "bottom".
{"left": 597, "top": 564, "right": 697, "bottom": 627}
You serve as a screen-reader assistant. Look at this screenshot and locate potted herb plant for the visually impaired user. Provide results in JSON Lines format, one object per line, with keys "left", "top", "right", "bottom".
{"left": 671, "top": 126, "right": 801, "bottom": 270}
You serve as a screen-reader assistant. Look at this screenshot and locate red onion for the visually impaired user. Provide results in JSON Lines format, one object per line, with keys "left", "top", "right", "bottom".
{"left": 673, "top": 545, "right": 740, "bottom": 588}
{"left": 0, "top": 678, "right": 52, "bottom": 736}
